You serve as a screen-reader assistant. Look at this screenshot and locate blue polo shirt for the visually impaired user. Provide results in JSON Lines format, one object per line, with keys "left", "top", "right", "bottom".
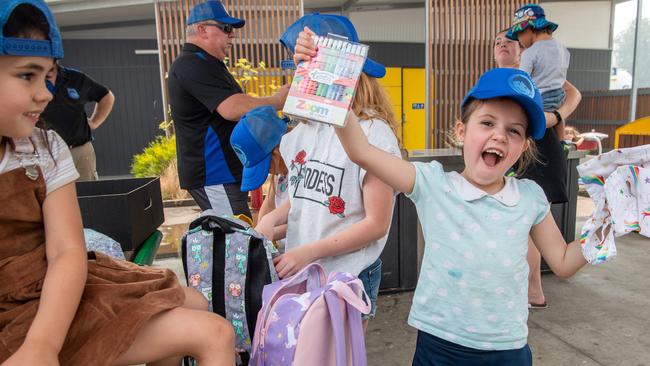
{"left": 407, "top": 161, "right": 549, "bottom": 351}
{"left": 168, "top": 43, "right": 244, "bottom": 190}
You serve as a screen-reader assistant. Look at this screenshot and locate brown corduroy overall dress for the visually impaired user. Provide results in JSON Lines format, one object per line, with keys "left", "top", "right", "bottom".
{"left": 0, "top": 167, "right": 185, "bottom": 365}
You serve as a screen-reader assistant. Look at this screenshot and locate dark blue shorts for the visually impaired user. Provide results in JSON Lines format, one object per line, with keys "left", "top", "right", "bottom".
{"left": 358, "top": 258, "right": 382, "bottom": 320}
{"left": 412, "top": 331, "right": 532, "bottom": 366}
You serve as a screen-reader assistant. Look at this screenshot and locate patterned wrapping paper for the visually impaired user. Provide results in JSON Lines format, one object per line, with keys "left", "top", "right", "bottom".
{"left": 577, "top": 145, "right": 650, "bottom": 264}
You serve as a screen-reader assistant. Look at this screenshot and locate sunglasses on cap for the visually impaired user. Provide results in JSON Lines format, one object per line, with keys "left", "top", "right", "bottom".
{"left": 201, "top": 22, "right": 234, "bottom": 35}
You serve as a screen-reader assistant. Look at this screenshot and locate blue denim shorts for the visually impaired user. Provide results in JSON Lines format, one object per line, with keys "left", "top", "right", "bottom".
{"left": 412, "top": 331, "right": 532, "bottom": 366}
{"left": 542, "top": 88, "right": 566, "bottom": 112}
{"left": 358, "top": 258, "right": 382, "bottom": 320}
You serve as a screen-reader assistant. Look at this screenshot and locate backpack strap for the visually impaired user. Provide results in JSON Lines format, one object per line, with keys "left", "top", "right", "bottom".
{"left": 192, "top": 214, "right": 246, "bottom": 233}
{"left": 184, "top": 226, "right": 216, "bottom": 311}
{"left": 247, "top": 227, "right": 280, "bottom": 283}
{"left": 224, "top": 230, "right": 253, "bottom": 352}
{"left": 323, "top": 278, "right": 370, "bottom": 366}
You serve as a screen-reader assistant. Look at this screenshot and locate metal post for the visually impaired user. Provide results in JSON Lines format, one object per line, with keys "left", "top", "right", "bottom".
{"left": 628, "top": 0, "right": 643, "bottom": 122}
{"left": 154, "top": 1, "right": 170, "bottom": 137}
{"left": 425, "top": 0, "right": 432, "bottom": 149}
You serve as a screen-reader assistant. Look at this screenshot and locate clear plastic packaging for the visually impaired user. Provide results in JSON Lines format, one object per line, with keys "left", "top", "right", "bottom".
{"left": 283, "top": 34, "right": 369, "bottom": 127}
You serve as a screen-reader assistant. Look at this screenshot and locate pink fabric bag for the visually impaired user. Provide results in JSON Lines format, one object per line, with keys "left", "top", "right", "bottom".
{"left": 250, "top": 263, "right": 370, "bottom": 366}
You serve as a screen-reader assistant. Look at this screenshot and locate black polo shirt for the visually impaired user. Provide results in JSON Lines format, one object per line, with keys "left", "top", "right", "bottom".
{"left": 42, "top": 66, "right": 109, "bottom": 147}
{"left": 168, "top": 43, "right": 244, "bottom": 190}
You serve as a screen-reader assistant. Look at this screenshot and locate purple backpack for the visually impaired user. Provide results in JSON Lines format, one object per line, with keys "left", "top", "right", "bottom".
{"left": 250, "top": 263, "right": 370, "bottom": 366}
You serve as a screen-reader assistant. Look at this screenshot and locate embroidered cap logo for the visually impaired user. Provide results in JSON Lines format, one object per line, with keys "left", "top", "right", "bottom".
{"left": 508, "top": 74, "right": 535, "bottom": 98}
{"left": 231, "top": 144, "right": 249, "bottom": 166}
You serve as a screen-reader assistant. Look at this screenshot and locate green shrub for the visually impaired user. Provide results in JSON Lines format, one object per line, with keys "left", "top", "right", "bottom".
{"left": 131, "top": 135, "right": 176, "bottom": 177}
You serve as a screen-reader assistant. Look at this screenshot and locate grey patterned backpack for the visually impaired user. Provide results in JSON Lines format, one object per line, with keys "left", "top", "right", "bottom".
{"left": 181, "top": 212, "right": 279, "bottom": 358}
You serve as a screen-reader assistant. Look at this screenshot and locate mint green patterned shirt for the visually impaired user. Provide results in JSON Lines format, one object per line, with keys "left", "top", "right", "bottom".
{"left": 407, "top": 161, "right": 549, "bottom": 351}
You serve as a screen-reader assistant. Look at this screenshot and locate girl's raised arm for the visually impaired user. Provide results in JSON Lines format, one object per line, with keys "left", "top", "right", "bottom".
{"left": 336, "top": 113, "right": 416, "bottom": 195}
{"left": 529, "top": 213, "right": 587, "bottom": 278}
{"left": 292, "top": 27, "right": 416, "bottom": 193}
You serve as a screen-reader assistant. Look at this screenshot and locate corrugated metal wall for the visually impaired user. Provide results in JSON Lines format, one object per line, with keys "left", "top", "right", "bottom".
{"left": 61, "top": 39, "right": 164, "bottom": 177}
{"left": 366, "top": 42, "right": 426, "bottom": 68}
{"left": 566, "top": 48, "right": 611, "bottom": 92}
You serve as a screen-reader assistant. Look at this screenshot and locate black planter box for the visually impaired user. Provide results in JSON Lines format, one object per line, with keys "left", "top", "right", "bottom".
{"left": 76, "top": 177, "right": 164, "bottom": 251}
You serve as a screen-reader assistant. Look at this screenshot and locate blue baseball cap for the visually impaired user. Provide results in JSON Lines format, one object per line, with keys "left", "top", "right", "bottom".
{"left": 280, "top": 13, "right": 386, "bottom": 78}
{"left": 461, "top": 68, "right": 545, "bottom": 140}
{"left": 187, "top": 1, "right": 245, "bottom": 28}
{"left": 506, "top": 4, "right": 558, "bottom": 40}
{"left": 0, "top": 0, "right": 63, "bottom": 59}
{"left": 231, "top": 105, "right": 287, "bottom": 191}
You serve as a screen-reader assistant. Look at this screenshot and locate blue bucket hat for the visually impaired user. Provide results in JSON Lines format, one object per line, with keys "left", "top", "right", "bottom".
{"left": 187, "top": 0, "right": 245, "bottom": 28}
{"left": 506, "top": 4, "right": 558, "bottom": 40}
{"left": 0, "top": 0, "right": 63, "bottom": 59}
{"left": 230, "top": 106, "right": 287, "bottom": 191}
{"left": 461, "top": 68, "right": 545, "bottom": 140}
{"left": 280, "top": 13, "right": 386, "bottom": 79}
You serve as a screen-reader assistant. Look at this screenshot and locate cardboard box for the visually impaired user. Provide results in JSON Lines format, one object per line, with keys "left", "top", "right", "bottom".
{"left": 76, "top": 177, "right": 164, "bottom": 251}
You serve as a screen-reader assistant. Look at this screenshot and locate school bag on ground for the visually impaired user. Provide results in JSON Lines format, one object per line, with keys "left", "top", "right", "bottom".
{"left": 181, "top": 211, "right": 280, "bottom": 356}
{"left": 83, "top": 228, "right": 125, "bottom": 260}
{"left": 250, "top": 263, "right": 370, "bottom": 366}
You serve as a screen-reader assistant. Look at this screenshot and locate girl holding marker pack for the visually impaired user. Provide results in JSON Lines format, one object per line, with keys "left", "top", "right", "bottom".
{"left": 255, "top": 14, "right": 401, "bottom": 326}
{"left": 294, "top": 31, "right": 598, "bottom": 364}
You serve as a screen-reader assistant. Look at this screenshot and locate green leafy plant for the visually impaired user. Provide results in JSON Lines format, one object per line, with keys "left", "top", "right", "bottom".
{"left": 130, "top": 135, "right": 176, "bottom": 178}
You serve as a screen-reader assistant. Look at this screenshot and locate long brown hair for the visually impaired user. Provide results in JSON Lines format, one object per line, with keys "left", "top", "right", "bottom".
{"left": 351, "top": 73, "right": 401, "bottom": 147}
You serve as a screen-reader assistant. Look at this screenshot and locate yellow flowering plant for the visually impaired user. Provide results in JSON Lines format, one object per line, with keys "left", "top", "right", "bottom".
{"left": 226, "top": 57, "right": 280, "bottom": 97}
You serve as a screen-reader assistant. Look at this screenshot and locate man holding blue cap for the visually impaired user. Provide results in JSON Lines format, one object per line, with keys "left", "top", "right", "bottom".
{"left": 168, "top": 0, "right": 289, "bottom": 215}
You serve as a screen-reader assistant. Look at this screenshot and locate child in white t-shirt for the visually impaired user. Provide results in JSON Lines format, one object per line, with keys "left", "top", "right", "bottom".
{"left": 255, "top": 14, "right": 402, "bottom": 324}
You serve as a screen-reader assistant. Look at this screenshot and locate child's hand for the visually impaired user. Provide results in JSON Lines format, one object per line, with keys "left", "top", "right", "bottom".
{"left": 273, "top": 246, "right": 316, "bottom": 278}
{"left": 3, "top": 343, "right": 59, "bottom": 366}
{"left": 293, "top": 26, "right": 317, "bottom": 65}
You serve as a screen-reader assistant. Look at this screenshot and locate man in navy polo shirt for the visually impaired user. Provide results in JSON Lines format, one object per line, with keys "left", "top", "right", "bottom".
{"left": 168, "top": 0, "right": 289, "bottom": 215}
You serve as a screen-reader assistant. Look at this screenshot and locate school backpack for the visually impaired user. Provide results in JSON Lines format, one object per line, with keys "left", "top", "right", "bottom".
{"left": 83, "top": 228, "right": 125, "bottom": 260}
{"left": 181, "top": 212, "right": 280, "bottom": 356}
{"left": 250, "top": 263, "right": 370, "bottom": 366}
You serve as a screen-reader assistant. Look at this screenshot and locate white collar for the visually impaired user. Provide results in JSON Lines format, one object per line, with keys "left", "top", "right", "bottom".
{"left": 446, "top": 171, "right": 521, "bottom": 206}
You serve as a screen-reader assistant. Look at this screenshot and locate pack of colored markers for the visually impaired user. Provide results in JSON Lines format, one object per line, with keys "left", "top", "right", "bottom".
{"left": 283, "top": 34, "right": 369, "bottom": 127}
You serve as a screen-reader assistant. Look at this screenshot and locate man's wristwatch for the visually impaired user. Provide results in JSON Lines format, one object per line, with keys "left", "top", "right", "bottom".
{"left": 552, "top": 110, "right": 563, "bottom": 124}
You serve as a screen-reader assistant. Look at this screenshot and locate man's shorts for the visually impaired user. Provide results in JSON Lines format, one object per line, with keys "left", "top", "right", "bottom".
{"left": 188, "top": 183, "right": 251, "bottom": 217}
